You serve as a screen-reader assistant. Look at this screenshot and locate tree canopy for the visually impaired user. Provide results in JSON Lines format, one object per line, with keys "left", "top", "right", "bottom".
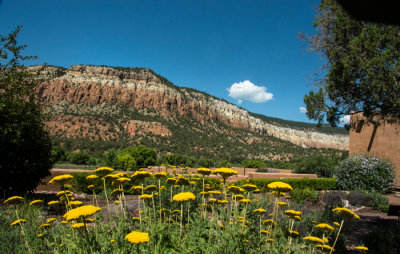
{"left": 300, "top": 0, "right": 400, "bottom": 127}
{"left": 0, "top": 26, "right": 53, "bottom": 195}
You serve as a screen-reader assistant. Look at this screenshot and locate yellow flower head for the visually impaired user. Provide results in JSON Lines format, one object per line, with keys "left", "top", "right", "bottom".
{"left": 207, "top": 190, "right": 221, "bottom": 196}
{"left": 166, "top": 178, "right": 177, "bottom": 185}
{"left": 110, "top": 189, "right": 124, "bottom": 196}
{"left": 316, "top": 223, "right": 334, "bottom": 232}
{"left": 29, "top": 200, "right": 43, "bottom": 207}
{"left": 175, "top": 176, "right": 190, "bottom": 186}
{"left": 139, "top": 194, "right": 153, "bottom": 200}
{"left": 277, "top": 202, "right": 288, "bottom": 206}
{"left": 233, "top": 194, "right": 245, "bottom": 200}
{"left": 56, "top": 190, "right": 71, "bottom": 197}
{"left": 70, "top": 201, "right": 83, "bottom": 207}
{"left": 110, "top": 239, "right": 115, "bottom": 243}
{"left": 293, "top": 215, "right": 302, "bottom": 221}
{"left": 171, "top": 210, "right": 181, "bottom": 215}
{"left": 10, "top": 219, "right": 27, "bottom": 226}
{"left": 242, "top": 184, "right": 258, "bottom": 192}
{"left": 86, "top": 174, "right": 99, "bottom": 181}
{"left": 88, "top": 184, "right": 95, "bottom": 189}
{"left": 132, "top": 217, "right": 141, "bottom": 222}
{"left": 315, "top": 245, "right": 334, "bottom": 252}
{"left": 63, "top": 205, "right": 101, "bottom": 221}
{"left": 112, "top": 177, "right": 131, "bottom": 186}
{"left": 213, "top": 168, "right": 238, "bottom": 179}
{"left": 239, "top": 199, "right": 252, "bottom": 204}
{"left": 37, "top": 234, "right": 44, "bottom": 238}
{"left": 355, "top": 246, "right": 368, "bottom": 252}
{"left": 4, "top": 196, "right": 24, "bottom": 205}
{"left": 209, "top": 198, "right": 217, "bottom": 203}
{"left": 131, "top": 171, "right": 152, "bottom": 180}
{"left": 61, "top": 220, "right": 68, "bottom": 224}
{"left": 46, "top": 218, "right": 57, "bottom": 223}
{"left": 173, "top": 192, "right": 196, "bottom": 202}
{"left": 153, "top": 172, "right": 168, "bottom": 179}
{"left": 49, "top": 174, "right": 74, "bottom": 184}
{"left": 267, "top": 182, "right": 293, "bottom": 192}
{"left": 284, "top": 210, "right": 302, "bottom": 218}
{"left": 303, "top": 236, "right": 324, "bottom": 245}
{"left": 102, "top": 174, "right": 118, "bottom": 181}
{"left": 260, "top": 230, "right": 270, "bottom": 235}
{"left": 288, "top": 230, "right": 300, "bottom": 238}
{"left": 144, "top": 185, "right": 158, "bottom": 192}
{"left": 263, "top": 219, "right": 276, "bottom": 227}
{"left": 196, "top": 168, "right": 212, "bottom": 176}
{"left": 125, "top": 231, "right": 149, "bottom": 244}
{"left": 227, "top": 186, "right": 245, "bottom": 194}
{"left": 71, "top": 223, "right": 87, "bottom": 229}
{"left": 130, "top": 185, "right": 144, "bottom": 192}
{"left": 48, "top": 200, "right": 60, "bottom": 206}
{"left": 333, "top": 221, "right": 340, "bottom": 227}
{"left": 39, "top": 223, "right": 51, "bottom": 229}
{"left": 218, "top": 200, "right": 229, "bottom": 204}
{"left": 253, "top": 208, "right": 267, "bottom": 214}
{"left": 94, "top": 167, "right": 114, "bottom": 175}
{"left": 332, "top": 207, "right": 360, "bottom": 220}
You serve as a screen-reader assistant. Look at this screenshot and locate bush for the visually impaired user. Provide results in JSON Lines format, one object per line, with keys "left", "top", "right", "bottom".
{"left": 294, "top": 154, "right": 340, "bottom": 177}
{"left": 236, "top": 178, "right": 337, "bottom": 191}
{"left": 290, "top": 187, "right": 319, "bottom": 204}
{"left": 368, "top": 192, "right": 389, "bottom": 212}
{"left": 68, "top": 151, "right": 90, "bottom": 165}
{"left": 335, "top": 154, "right": 395, "bottom": 193}
{"left": 347, "top": 191, "right": 371, "bottom": 207}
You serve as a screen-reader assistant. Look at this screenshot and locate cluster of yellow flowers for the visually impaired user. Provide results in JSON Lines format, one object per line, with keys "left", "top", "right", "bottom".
{"left": 4, "top": 196, "right": 24, "bottom": 205}
{"left": 172, "top": 192, "right": 196, "bottom": 202}
{"left": 332, "top": 207, "right": 361, "bottom": 220}
{"left": 213, "top": 168, "right": 238, "bottom": 178}
{"left": 49, "top": 174, "right": 74, "bottom": 184}
{"left": 125, "top": 231, "right": 149, "bottom": 244}
{"left": 63, "top": 205, "right": 101, "bottom": 221}
{"left": 93, "top": 167, "right": 114, "bottom": 175}
{"left": 196, "top": 168, "right": 212, "bottom": 176}
{"left": 267, "top": 181, "right": 293, "bottom": 192}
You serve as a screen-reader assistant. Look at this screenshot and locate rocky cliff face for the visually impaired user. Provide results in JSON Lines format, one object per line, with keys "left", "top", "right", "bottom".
{"left": 32, "top": 65, "right": 348, "bottom": 150}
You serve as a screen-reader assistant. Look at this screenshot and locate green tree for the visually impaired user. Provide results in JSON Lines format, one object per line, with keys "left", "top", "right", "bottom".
{"left": 300, "top": 0, "right": 400, "bottom": 126}
{"left": 119, "top": 145, "right": 157, "bottom": 167}
{"left": 116, "top": 153, "right": 136, "bottom": 171}
{"left": 68, "top": 151, "right": 90, "bottom": 165}
{"left": 104, "top": 148, "right": 117, "bottom": 166}
{"left": 0, "top": 26, "right": 53, "bottom": 195}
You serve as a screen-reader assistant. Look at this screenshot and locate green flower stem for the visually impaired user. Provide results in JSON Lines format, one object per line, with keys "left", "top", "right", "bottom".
{"left": 103, "top": 179, "right": 111, "bottom": 219}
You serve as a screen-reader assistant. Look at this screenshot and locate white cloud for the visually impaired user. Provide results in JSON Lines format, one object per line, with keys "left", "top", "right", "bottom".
{"left": 227, "top": 80, "right": 273, "bottom": 104}
{"left": 299, "top": 107, "right": 307, "bottom": 114}
{"left": 340, "top": 115, "right": 351, "bottom": 125}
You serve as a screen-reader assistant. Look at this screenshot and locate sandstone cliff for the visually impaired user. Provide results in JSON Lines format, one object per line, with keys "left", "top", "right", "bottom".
{"left": 31, "top": 65, "right": 348, "bottom": 151}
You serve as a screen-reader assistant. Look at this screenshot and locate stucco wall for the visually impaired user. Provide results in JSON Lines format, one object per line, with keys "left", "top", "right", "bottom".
{"left": 349, "top": 113, "right": 400, "bottom": 184}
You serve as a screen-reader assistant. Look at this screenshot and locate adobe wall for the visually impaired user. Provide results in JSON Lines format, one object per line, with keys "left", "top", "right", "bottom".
{"left": 349, "top": 113, "right": 400, "bottom": 184}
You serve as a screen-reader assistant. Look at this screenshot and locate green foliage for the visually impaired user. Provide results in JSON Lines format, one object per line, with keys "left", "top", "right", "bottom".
{"left": 116, "top": 153, "right": 136, "bottom": 171}
{"left": 118, "top": 145, "right": 157, "bottom": 168}
{"left": 104, "top": 148, "right": 117, "bottom": 166}
{"left": 237, "top": 178, "right": 337, "bottom": 191}
{"left": 0, "top": 26, "right": 53, "bottom": 195}
{"left": 290, "top": 187, "right": 320, "bottom": 204}
{"left": 294, "top": 153, "right": 345, "bottom": 177}
{"left": 241, "top": 159, "right": 266, "bottom": 169}
{"left": 50, "top": 145, "right": 66, "bottom": 162}
{"left": 197, "top": 158, "right": 214, "bottom": 168}
{"left": 368, "top": 192, "right": 389, "bottom": 212}
{"left": 301, "top": 0, "right": 400, "bottom": 126}
{"left": 68, "top": 150, "right": 90, "bottom": 165}
{"left": 335, "top": 154, "right": 395, "bottom": 192}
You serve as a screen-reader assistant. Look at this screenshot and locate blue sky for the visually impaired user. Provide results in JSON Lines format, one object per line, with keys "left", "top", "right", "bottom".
{"left": 0, "top": 0, "right": 328, "bottom": 123}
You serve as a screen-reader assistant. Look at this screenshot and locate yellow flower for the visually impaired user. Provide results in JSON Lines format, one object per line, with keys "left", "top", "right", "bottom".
{"left": 48, "top": 200, "right": 60, "bottom": 206}
{"left": 316, "top": 244, "right": 334, "bottom": 252}
{"left": 125, "top": 231, "right": 150, "bottom": 244}
{"left": 103, "top": 174, "right": 118, "bottom": 181}
{"left": 38, "top": 223, "right": 51, "bottom": 229}
{"left": 260, "top": 230, "right": 270, "bottom": 235}
{"left": 57, "top": 190, "right": 71, "bottom": 197}
{"left": 333, "top": 221, "right": 340, "bottom": 227}
{"left": 10, "top": 219, "right": 27, "bottom": 226}
{"left": 113, "top": 177, "right": 131, "bottom": 185}
{"left": 312, "top": 220, "right": 318, "bottom": 224}
{"left": 219, "top": 225, "right": 224, "bottom": 229}
{"left": 61, "top": 220, "right": 68, "bottom": 224}
{"left": 63, "top": 205, "right": 101, "bottom": 221}
{"left": 316, "top": 223, "right": 334, "bottom": 232}
{"left": 114, "top": 201, "right": 121, "bottom": 205}
{"left": 213, "top": 168, "right": 238, "bottom": 179}
{"left": 88, "top": 184, "right": 95, "bottom": 189}
{"left": 132, "top": 217, "right": 141, "bottom": 222}
{"left": 4, "top": 196, "right": 24, "bottom": 205}
{"left": 71, "top": 223, "right": 87, "bottom": 229}
{"left": 140, "top": 194, "right": 153, "bottom": 200}
{"left": 303, "top": 236, "right": 324, "bottom": 244}
{"left": 355, "top": 246, "right": 368, "bottom": 252}
{"left": 70, "top": 201, "right": 83, "bottom": 207}
{"left": 239, "top": 199, "right": 252, "bottom": 204}
{"left": 131, "top": 171, "right": 152, "bottom": 180}
{"left": 171, "top": 210, "right": 181, "bottom": 215}
{"left": 49, "top": 174, "right": 74, "bottom": 184}
{"left": 242, "top": 184, "right": 258, "bottom": 192}
{"left": 166, "top": 178, "right": 177, "bottom": 185}
{"left": 37, "top": 234, "right": 44, "bottom": 238}
{"left": 253, "top": 208, "right": 267, "bottom": 214}
{"left": 267, "top": 182, "right": 293, "bottom": 192}
{"left": 228, "top": 185, "right": 245, "bottom": 194}
{"left": 176, "top": 176, "right": 190, "bottom": 186}
{"left": 263, "top": 219, "right": 276, "bottom": 227}
{"left": 46, "top": 218, "right": 57, "bottom": 223}
{"left": 86, "top": 174, "right": 99, "bottom": 180}
{"left": 277, "top": 202, "right": 288, "bottom": 206}
{"left": 145, "top": 185, "right": 158, "bottom": 192}
{"left": 196, "top": 168, "right": 212, "bottom": 176}
{"left": 29, "top": 200, "right": 43, "bottom": 206}
{"left": 293, "top": 215, "right": 302, "bottom": 221}
{"left": 218, "top": 200, "right": 228, "bottom": 205}
{"left": 332, "top": 207, "right": 360, "bottom": 220}
{"left": 115, "top": 172, "right": 128, "bottom": 178}
{"left": 208, "top": 191, "right": 221, "bottom": 196}
{"left": 284, "top": 210, "right": 302, "bottom": 218}
{"left": 233, "top": 194, "right": 244, "bottom": 200}
{"left": 94, "top": 167, "right": 114, "bottom": 175}
{"left": 288, "top": 230, "right": 300, "bottom": 238}
{"left": 173, "top": 192, "right": 196, "bottom": 202}
{"left": 110, "top": 239, "right": 115, "bottom": 243}
{"left": 110, "top": 189, "right": 124, "bottom": 196}
{"left": 153, "top": 172, "right": 168, "bottom": 179}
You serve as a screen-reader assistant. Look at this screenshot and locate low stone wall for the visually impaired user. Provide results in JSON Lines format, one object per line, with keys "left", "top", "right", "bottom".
{"left": 248, "top": 172, "right": 317, "bottom": 179}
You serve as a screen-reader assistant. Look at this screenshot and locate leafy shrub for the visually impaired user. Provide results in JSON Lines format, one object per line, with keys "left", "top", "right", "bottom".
{"left": 294, "top": 154, "right": 341, "bottom": 177}
{"left": 68, "top": 151, "right": 90, "bottom": 165}
{"left": 335, "top": 154, "right": 395, "bottom": 193}
{"left": 237, "top": 178, "right": 337, "bottom": 191}
{"left": 347, "top": 191, "right": 371, "bottom": 207}
{"left": 322, "top": 191, "right": 345, "bottom": 209}
{"left": 290, "top": 187, "right": 319, "bottom": 204}
{"left": 368, "top": 192, "right": 389, "bottom": 212}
